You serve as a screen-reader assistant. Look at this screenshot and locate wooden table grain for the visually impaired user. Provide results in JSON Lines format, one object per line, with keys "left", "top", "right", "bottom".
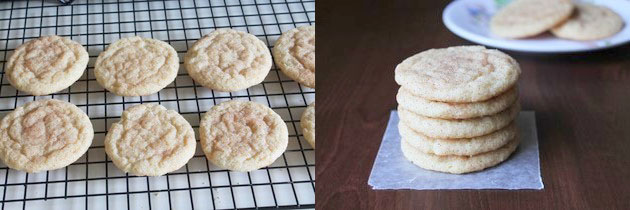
{"left": 316, "top": 0, "right": 630, "bottom": 209}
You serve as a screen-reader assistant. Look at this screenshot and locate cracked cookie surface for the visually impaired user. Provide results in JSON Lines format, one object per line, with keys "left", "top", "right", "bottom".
{"left": 95, "top": 37, "right": 179, "bottom": 96}
{"left": 395, "top": 46, "right": 520, "bottom": 103}
{"left": 6, "top": 35, "right": 89, "bottom": 96}
{"left": 273, "top": 26, "right": 315, "bottom": 88}
{"left": 200, "top": 100, "right": 288, "bottom": 172}
{"left": 0, "top": 99, "right": 93, "bottom": 173}
{"left": 300, "top": 102, "right": 315, "bottom": 148}
{"left": 104, "top": 104, "right": 196, "bottom": 176}
{"left": 185, "top": 29, "right": 272, "bottom": 92}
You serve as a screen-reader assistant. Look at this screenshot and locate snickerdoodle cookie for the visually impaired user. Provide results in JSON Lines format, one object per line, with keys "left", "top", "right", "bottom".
{"left": 185, "top": 29, "right": 272, "bottom": 92}
{"left": 0, "top": 99, "right": 93, "bottom": 173}
{"left": 104, "top": 104, "right": 196, "bottom": 176}
{"left": 399, "top": 121, "right": 517, "bottom": 156}
{"left": 394, "top": 46, "right": 520, "bottom": 103}
{"left": 490, "top": 0, "right": 574, "bottom": 38}
{"left": 6, "top": 35, "right": 88, "bottom": 96}
{"left": 200, "top": 100, "right": 288, "bottom": 172}
{"left": 301, "top": 102, "right": 315, "bottom": 148}
{"left": 397, "top": 86, "right": 518, "bottom": 119}
{"left": 551, "top": 3, "right": 624, "bottom": 41}
{"left": 401, "top": 135, "right": 520, "bottom": 174}
{"left": 273, "top": 26, "right": 315, "bottom": 88}
{"left": 95, "top": 37, "right": 179, "bottom": 96}
{"left": 398, "top": 101, "right": 520, "bottom": 139}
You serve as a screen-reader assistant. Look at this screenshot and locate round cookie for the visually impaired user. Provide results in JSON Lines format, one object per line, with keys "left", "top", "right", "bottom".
{"left": 398, "top": 101, "right": 520, "bottom": 139}
{"left": 6, "top": 35, "right": 89, "bottom": 96}
{"left": 397, "top": 86, "right": 518, "bottom": 119}
{"left": 272, "top": 25, "right": 315, "bottom": 88}
{"left": 104, "top": 104, "right": 196, "bottom": 176}
{"left": 300, "top": 102, "right": 315, "bottom": 148}
{"left": 95, "top": 36, "right": 179, "bottom": 96}
{"left": 200, "top": 100, "right": 288, "bottom": 172}
{"left": 394, "top": 46, "right": 521, "bottom": 103}
{"left": 551, "top": 3, "right": 624, "bottom": 41}
{"left": 0, "top": 99, "right": 93, "bottom": 173}
{"left": 401, "top": 136, "right": 520, "bottom": 174}
{"left": 185, "top": 29, "right": 272, "bottom": 92}
{"left": 490, "top": 0, "right": 574, "bottom": 38}
{"left": 399, "top": 121, "right": 517, "bottom": 156}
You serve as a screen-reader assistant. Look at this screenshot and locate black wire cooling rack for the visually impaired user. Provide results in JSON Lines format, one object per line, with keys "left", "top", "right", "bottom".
{"left": 0, "top": 0, "right": 315, "bottom": 209}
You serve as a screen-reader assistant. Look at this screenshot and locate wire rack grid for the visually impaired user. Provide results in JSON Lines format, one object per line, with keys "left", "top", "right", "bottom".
{"left": 0, "top": 0, "right": 315, "bottom": 209}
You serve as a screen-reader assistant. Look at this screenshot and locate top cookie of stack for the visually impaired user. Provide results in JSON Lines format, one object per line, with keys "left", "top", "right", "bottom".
{"left": 394, "top": 45, "right": 521, "bottom": 174}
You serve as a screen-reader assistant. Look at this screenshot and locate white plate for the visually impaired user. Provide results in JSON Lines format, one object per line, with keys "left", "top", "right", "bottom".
{"left": 442, "top": 0, "right": 630, "bottom": 53}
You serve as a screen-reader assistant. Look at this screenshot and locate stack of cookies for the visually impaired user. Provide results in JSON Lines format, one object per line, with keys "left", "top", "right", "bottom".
{"left": 394, "top": 46, "right": 521, "bottom": 174}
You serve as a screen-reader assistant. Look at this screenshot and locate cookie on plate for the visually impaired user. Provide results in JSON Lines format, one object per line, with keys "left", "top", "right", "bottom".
{"left": 185, "top": 29, "right": 272, "bottom": 92}
{"left": 200, "top": 100, "right": 288, "bottom": 172}
{"left": 301, "top": 102, "right": 315, "bottom": 148}
{"left": 104, "top": 104, "right": 196, "bottom": 176}
{"left": 0, "top": 99, "right": 93, "bottom": 173}
{"left": 401, "top": 135, "right": 520, "bottom": 174}
{"left": 273, "top": 25, "right": 315, "bottom": 88}
{"left": 397, "top": 86, "right": 518, "bottom": 119}
{"left": 490, "top": 0, "right": 574, "bottom": 38}
{"left": 399, "top": 121, "right": 517, "bottom": 156}
{"left": 95, "top": 37, "right": 179, "bottom": 96}
{"left": 6, "top": 35, "right": 89, "bottom": 96}
{"left": 551, "top": 3, "right": 624, "bottom": 41}
{"left": 398, "top": 101, "right": 520, "bottom": 139}
{"left": 394, "top": 46, "right": 520, "bottom": 103}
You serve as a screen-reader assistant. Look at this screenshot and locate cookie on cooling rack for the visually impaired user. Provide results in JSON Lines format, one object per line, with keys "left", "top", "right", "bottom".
{"left": 301, "top": 102, "right": 315, "bottom": 148}
{"left": 273, "top": 25, "right": 315, "bottom": 88}
{"left": 0, "top": 99, "right": 93, "bottom": 173}
{"left": 6, "top": 35, "right": 89, "bottom": 96}
{"left": 104, "top": 103, "right": 196, "bottom": 176}
{"left": 184, "top": 29, "right": 272, "bottom": 92}
{"left": 95, "top": 37, "right": 179, "bottom": 96}
{"left": 200, "top": 100, "right": 288, "bottom": 172}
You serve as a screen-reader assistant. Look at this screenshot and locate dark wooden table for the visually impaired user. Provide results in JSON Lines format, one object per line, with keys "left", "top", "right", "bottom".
{"left": 316, "top": 0, "right": 630, "bottom": 209}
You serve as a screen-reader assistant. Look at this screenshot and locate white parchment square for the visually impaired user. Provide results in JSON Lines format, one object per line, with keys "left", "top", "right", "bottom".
{"left": 368, "top": 111, "right": 543, "bottom": 190}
